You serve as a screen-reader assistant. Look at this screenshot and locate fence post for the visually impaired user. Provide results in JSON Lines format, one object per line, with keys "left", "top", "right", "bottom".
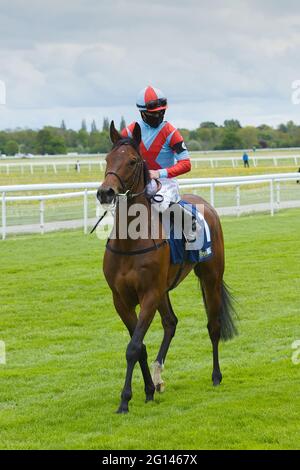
{"left": 236, "top": 185, "right": 240, "bottom": 217}
{"left": 270, "top": 179, "right": 274, "bottom": 216}
{"left": 83, "top": 189, "right": 88, "bottom": 234}
{"left": 276, "top": 182, "right": 280, "bottom": 211}
{"left": 40, "top": 200, "right": 44, "bottom": 235}
{"left": 210, "top": 183, "right": 215, "bottom": 207}
{"left": 2, "top": 192, "right": 6, "bottom": 240}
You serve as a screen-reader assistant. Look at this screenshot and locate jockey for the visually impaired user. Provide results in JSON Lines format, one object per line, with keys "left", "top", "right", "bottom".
{"left": 121, "top": 86, "right": 191, "bottom": 212}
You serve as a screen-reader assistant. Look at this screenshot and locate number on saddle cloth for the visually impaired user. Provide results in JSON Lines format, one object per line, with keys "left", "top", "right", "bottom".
{"left": 166, "top": 201, "right": 213, "bottom": 264}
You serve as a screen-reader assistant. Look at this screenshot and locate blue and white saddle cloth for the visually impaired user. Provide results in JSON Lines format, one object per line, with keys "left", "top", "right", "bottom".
{"left": 167, "top": 200, "right": 212, "bottom": 264}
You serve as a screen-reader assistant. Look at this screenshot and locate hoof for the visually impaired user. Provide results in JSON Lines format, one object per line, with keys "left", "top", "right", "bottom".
{"left": 152, "top": 361, "right": 165, "bottom": 393}
{"left": 212, "top": 373, "right": 222, "bottom": 387}
{"left": 155, "top": 381, "right": 165, "bottom": 393}
{"left": 116, "top": 405, "right": 129, "bottom": 414}
{"left": 145, "top": 395, "right": 154, "bottom": 403}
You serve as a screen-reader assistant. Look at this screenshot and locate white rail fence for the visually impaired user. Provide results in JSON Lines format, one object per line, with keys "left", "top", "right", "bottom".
{"left": 0, "top": 173, "right": 299, "bottom": 239}
{"left": 0, "top": 155, "right": 300, "bottom": 175}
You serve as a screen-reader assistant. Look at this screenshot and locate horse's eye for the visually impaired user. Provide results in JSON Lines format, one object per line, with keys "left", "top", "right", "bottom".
{"left": 129, "top": 159, "right": 137, "bottom": 166}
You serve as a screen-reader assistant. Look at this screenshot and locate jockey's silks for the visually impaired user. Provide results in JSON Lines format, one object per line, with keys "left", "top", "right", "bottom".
{"left": 122, "top": 120, "right": 191, "bottom": 178}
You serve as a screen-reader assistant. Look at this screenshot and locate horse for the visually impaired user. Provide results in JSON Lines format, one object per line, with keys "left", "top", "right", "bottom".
{"left": 96, "top": 121, "right": 237, "bottom": 414}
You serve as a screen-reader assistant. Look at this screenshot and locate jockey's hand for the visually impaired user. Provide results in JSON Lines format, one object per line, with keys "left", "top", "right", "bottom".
{"left": 149, "top": 170, "right": 160, "bottom": 179}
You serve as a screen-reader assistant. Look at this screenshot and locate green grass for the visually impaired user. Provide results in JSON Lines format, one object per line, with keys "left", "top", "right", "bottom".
{"left": 1, "top": 209, "right": 300, "bottom": 449}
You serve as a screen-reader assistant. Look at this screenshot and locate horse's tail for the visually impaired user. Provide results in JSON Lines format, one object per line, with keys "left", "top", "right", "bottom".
{"left": 220, "top": 281, "right": 238, "bottom": 341}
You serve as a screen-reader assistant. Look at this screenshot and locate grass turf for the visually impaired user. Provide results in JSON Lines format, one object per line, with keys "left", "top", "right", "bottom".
{"left": 0, "top": 209, "right": 299, "bottom": 449}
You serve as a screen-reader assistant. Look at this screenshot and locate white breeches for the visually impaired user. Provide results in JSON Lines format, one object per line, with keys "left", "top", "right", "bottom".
{"left": 151, "top": 178, "right": 181, "bottom": 212}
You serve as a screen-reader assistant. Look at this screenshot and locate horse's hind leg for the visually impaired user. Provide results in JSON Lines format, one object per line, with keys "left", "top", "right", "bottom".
{"left": 203, "top": 278, "right": 223, "bottom": 386}
{"left": 153, "top": 293, "right": 178, "bottom": 392}
{"left": 195, "top": 267, "right": 223, "bottom": 386}
{"left": 113, "top": 294, "right": 155, "bottom": 410}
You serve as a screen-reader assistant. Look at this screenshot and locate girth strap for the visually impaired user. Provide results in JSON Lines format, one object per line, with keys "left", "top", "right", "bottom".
{"left": 106, "top": 239, "right": 168, "bottom": 256}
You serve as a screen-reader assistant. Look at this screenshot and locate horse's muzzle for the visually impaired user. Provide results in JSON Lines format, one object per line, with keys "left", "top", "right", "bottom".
{"left": 97, "top": 186, "right": 116, "bottom": 205}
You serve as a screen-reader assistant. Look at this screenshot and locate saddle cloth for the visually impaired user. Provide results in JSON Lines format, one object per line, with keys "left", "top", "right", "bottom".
{"left": 167, "top": 200, "right": 212, "bottom": 264}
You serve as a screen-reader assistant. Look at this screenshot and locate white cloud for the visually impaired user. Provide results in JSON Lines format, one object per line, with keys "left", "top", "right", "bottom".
{"left": 1, "top": 0, "right": 300, "bottom": 129}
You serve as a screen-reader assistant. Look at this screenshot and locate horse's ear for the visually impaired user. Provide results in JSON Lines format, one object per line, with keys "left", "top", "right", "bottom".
{"left": 110, "top": 120, "right": 122, "bottom": 144}
{"left": 132, "top": 122, "right": 141, "bottom": 147}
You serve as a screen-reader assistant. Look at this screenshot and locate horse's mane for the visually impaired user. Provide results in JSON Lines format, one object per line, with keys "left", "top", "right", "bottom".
{"left": 112, "top": 137, "right": 150, "bottom": 185}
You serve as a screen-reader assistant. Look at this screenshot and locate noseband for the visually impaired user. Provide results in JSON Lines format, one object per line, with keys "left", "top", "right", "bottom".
{"left": 105, "top": 161, "right": 145, "bottom": 200}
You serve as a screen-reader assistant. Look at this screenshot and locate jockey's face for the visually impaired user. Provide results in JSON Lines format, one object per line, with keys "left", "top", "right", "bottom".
{"left": 141, "top": 110, "right": 165, "bottom": 128}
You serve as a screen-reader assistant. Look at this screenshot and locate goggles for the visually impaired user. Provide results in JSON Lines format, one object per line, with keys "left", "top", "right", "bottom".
{"left": 137, "top": 98, "right": 167, "bottom": 111}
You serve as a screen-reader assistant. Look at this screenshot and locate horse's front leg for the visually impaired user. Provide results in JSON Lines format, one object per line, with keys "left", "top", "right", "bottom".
{"left": 113, "top": 293, "right": 155, "bottom": 406}
{"left": 153, "top": 293, "right": 178, "bottom": 392}
{"left": 117, "top": 296, "right": 158, "bottom": 414}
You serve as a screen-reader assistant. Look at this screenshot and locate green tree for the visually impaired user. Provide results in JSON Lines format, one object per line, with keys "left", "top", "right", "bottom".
{"left": 224, "top": 119, "right": 241, "bottom": 130}
{"left": 187, "top": 139, "right": 201, "bottom": 151}
{"left": 200, "top": 121, "right": 218, "bottom": 128}
{"left": 177, "top": 128, "right": 190, "bottom": 142}
{"left": 102, "top": 117, "right": 109, "bottom": 132}
{"left": 4, "top": 140, "right": 19, "bottom": 155}
{"left": 78, "top": 129, "right": 89, "bottom": 149}
{"left": 220, "top": 130, "right": 243, "bottom": 149}
{"left": 60, "top": 120, "right": 66, "bottom": 131}
{"left": 91, "top": 120, "right": 97, "bottom": 133}
{"left": 89, "top": 131, "right": 110, "bottom": 153}
{"left": 238, "top": 126, "right": 259, "bottom": 149}
{"left": 36, "top": 129, "right": 52, "bottom": 154}
{"left": 120, "top": 116, "right": 126, "bottom": 131}
{"left": 36, "top": 129, "right": 66, "bottom": 154}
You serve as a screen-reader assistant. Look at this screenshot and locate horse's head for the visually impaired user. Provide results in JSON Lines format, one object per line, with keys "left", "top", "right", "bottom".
{"left": 97, "top": 120, "right": 144, "bottom": 205}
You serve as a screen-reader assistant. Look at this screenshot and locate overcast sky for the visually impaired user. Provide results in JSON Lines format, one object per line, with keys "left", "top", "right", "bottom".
{"left": 0, "top": 0, "right": 300, "bottom": 130}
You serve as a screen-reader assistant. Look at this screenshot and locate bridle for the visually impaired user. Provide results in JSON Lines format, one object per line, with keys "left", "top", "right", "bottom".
{"left": 104, "top": 157, "right": 145, "bottom": 201}
{"left": 90, "top": 143, "right": 146, "bottom": 234}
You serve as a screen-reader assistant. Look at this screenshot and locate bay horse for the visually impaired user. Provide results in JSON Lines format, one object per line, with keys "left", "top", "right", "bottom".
{"left": 96, "top": 121, "right": 237, "bottom": 414}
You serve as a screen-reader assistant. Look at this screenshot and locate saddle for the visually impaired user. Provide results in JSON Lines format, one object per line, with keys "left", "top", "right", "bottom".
{"left": 165, "top": 200, "right": 212, "bottom": 264}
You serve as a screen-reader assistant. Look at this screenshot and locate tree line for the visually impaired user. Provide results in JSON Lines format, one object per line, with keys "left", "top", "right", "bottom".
{"left": 1, "top": 117, "right": 300, "bottom": 155}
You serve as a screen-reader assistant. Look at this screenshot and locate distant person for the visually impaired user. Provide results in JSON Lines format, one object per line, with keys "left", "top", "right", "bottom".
{"left": 243, "top": 152, "right": 249, "bottom": 168}
{"left": 75, "top": 160, "right": 80, "bottom": 172}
